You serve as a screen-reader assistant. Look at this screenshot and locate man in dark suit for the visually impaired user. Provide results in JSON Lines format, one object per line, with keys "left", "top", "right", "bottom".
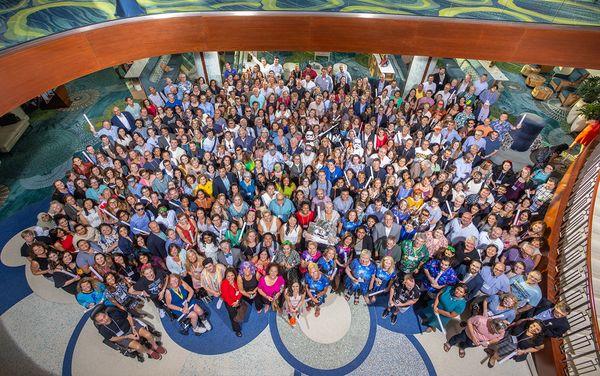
{"left": 212, "top": 166, "right": 238, "bottom": 199}
{"left": 457, "top": 260, "right": 484, "bottom": 301}
{"left": 146, "top": 221, "right": 167, "bottom": 259}
{"left": 110, "top": 106, "right": 136, "bottom": 132}
{"left": 353, "top": 95, "right": 370, "bottom": 116}
{"left": 432, "top": 67, "right": 451, "bottom": 93}
{"left": 216, "top": 240, "right": 242, "bottom": 268}
{"left": 372, "top": 212, "right": 402, "bottom": 242}
{"left": 375, "top": 236, "right": 402, "bottom": 263}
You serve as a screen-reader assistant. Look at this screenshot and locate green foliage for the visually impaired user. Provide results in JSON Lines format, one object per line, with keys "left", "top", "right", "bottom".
{"left": 580, "top": 101, "right": 600, "bottom": 121}
{"left": 576, "top": 76, "right": 600, "bottom": 103}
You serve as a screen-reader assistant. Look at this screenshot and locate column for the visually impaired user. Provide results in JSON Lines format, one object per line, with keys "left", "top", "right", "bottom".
{"left": 194, "top": 52, "right": 223, "bottom": 85}
{"left": 402, "top": 56, "right": 438, "bottom": 96}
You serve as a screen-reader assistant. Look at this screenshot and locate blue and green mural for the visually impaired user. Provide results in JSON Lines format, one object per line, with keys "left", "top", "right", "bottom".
{"left": 0, "top": 0, "right": 599, "bottom": 51}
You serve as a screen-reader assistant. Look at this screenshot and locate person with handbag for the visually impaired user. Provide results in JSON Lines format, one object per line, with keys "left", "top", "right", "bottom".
{"left": 221, "top": 267, "right": 246, "bottom": 337}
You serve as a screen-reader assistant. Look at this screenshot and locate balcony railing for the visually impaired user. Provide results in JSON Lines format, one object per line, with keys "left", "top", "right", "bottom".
{"left": 543, "top": 136, "right": 600, "bottom": 375}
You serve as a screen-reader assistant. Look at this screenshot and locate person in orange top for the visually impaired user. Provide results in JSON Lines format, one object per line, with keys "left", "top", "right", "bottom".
{"left": 221, "top": 267, "right": 244, "bottom": 337}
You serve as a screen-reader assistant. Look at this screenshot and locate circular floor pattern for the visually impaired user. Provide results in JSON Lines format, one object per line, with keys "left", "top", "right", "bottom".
{"left": 371, "top": 295, "right": 424, "bottom": 335}
{"left": 160, "top": 298, "right": 269, "bottom": 355}
{"left": 270, "top": 294, "right": 376, "bottom": 374}
{"left": 297, "top": 294, "right": 352, "bottom": 344}
{"left": 0, "top": 227, "right": 30, "bottom": 267}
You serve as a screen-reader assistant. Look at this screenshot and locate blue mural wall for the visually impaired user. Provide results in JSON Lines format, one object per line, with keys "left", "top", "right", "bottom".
{"left": 0, "top": 0, "right": 599, "bottom": 51}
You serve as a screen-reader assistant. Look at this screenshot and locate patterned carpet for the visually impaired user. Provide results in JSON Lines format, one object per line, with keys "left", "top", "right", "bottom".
{"left": 1, "top": 1, "right": 599, "bottom": 50}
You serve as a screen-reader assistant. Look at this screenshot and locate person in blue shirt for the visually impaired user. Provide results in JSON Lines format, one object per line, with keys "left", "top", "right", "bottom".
{"left": 317, "top": 247, "right": 337, "bottom": 281}
{"left": 164, "top": 93, "right": 182, "bottom": 109}
{"left": 321, "top": 160, "right": 343, "bottom": 183}
{"left": 368, "top": 256, "right": 396, "bottom": 303}
{"left": 421, "top": 257, "right": 459, "bottom": 297}
{"left": 269, "top": 193, "right": 295, "bottom": 222}
{"left": 340, "top": 209, "right": 362, "bottom": 236}
{"left": 223, "top": 62, "right": 238, "bottom": 79}
{"left": 129, "top": 203, "right": 154, "bottom": 235}
{"left": 198, "top": 95, "right": 214, "bottom": 117}
{"left": 344, "top": 250, "right": 376, "bottom": 305}
{"left": 76, "top": 277, "right": 108, "bottom": 309}
{"left": 305, "top": 263, "right": 330, "bottom": 318}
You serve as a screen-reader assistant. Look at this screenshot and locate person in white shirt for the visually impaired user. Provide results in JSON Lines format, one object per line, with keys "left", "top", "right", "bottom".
{"left": 168, "top": 139, "right": 186, "bottom": 163}
{"left": 445, "top": 212, "right": 480, "bottom": 245}
{"left": 478, "top": 226, "right": 504, "bottom": 256}
{"left": 259, "top": 57, "right": 271, "bottom": 76}
{"left": 303, "top": 75, "right": 316, "bottom": 92}
{"left": 473, "top": 74, "right": 489, "bottom": 96}
{"left": 422, "top": 75, "right": 436, "bottom": 94}
{"left": 270, "top": 56, "right": 283, "bottom": 77}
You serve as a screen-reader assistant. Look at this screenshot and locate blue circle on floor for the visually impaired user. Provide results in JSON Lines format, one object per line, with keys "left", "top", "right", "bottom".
{"left": 268, "top": 304, "right": 378, "bottom": 375}
{"left": 160, "top": 299, "right": 269, "bottom": 354}
{"left": 371, "top": 295, "right": 424, "bottom": 334}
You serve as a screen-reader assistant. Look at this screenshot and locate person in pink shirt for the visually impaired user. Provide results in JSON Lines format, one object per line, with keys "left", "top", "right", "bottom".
{"left": 443, "top": 315, "right": 507, "bottom": 358}
{"left": 257, "top": 263, "right": 285, "bottom": 313}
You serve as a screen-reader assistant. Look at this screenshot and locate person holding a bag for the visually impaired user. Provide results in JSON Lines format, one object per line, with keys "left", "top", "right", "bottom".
{"left": 221, "top": 267, "right": 246, "bottom": 337}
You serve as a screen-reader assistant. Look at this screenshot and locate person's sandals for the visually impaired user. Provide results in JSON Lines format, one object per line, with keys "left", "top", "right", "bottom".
{"left": 443, "top": 343, "right": 451, "bottom": 352}
{"left": 344, "top": 294, "right": 351, "bottom": 301}
{"left": 354, "top": 296, "right": 359, "bottom": 305}
{"left": 154, "top": 345, "right": 167, "bottom": 355}
{"left": 425, "top": 327, "right": 433, "bottom": 333}
{"left": 315, "top": 307, "right": 321, "bottom": 317}
{"left": 148, "top": 350, "right": 162, "bottom": 360}
{"left": 487, "top": 358, "right": 496, "bottom": 368}
{"left": 390, "top": 313, "right": 398, "bottom": 325}
{"left": 458, "top": 348, "right": 465, "bottom": 358}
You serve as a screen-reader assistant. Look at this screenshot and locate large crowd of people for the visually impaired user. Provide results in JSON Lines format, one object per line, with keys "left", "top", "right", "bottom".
{"left": 22, "top": 56, "right": 571, "bottom": 367}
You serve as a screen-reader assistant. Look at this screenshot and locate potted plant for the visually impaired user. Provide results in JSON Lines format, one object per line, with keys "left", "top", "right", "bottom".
{"left": 569, "top": 76, "right": 600, "bottom": 131}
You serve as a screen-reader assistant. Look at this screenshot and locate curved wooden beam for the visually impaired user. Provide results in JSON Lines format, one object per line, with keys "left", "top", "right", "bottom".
{"left": 0, "top": 12, "right": 599, "bottom": 115}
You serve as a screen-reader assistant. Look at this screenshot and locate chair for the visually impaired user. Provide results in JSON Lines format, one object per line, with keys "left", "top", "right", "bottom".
{"left": 531, "top": 86, "right": 553, "bottom": 101}
{"left": 525, "top": 74, "right": 546, "bottom": 88}
{"left": 520, "top": 64, "right": 541, "bottom": 77}
{"left": 550, "top": 68, "right": 589, "bottom": 94}
{"left": 559, "top": 88, "right": 580, "bottom": 107}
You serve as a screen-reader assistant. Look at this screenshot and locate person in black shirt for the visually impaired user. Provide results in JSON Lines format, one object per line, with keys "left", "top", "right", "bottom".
{"left": 93, "top": 306, "right": 166, "bottom": 360}
{"left": 130, "top": 265, "right": 168, "bottom": 318}
{"left": 381, "top": 274, "right": 421, "bottom": 325}
{"left": 20, "top": 229, "right": 51, "bottom": 259}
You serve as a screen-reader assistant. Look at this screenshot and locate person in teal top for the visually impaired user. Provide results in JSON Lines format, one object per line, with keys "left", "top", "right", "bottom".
{"left": 76, "top": 277, "right": 109, "bottom": 309}
{"left": 421, "top": 283, "right": 468, "bottom": 332}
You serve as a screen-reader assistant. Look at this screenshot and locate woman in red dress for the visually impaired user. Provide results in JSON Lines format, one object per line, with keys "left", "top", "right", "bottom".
{"left": 175, "top": 213, "right": 197, "bottom": 250}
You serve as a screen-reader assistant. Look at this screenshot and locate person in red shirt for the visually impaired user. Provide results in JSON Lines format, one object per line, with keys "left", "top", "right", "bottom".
{"left": 295, "top": 201, "right": 316, "bottom": 229}
{"left": 302, "top": 64, "right": 318, "bottom": 80}
{"left": 221, "top": 267, "right": 244, "bottom": 337}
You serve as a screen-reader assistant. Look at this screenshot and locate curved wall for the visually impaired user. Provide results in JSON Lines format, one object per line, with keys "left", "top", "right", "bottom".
{"left": 0, "top": 12, "right": 599, "bottom": 116}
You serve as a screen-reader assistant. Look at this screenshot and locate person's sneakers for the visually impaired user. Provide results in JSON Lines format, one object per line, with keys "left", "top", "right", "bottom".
{"left": 216, "top": 298, "right": 223, "bottom": 310}
{"left": 390, "top": 313, "right": 398, "bottom": 325}
{"left": 201, "top": 318, "right": 212, "bottom": 331}
{"left": 192, "top": 324, "right": 207, "bottom": 335}
{"left": 381, "top": 308, "right": 391, "bottom": 319}
{"left": 235, "top": 331, "right": 242, "bottom": 337}
{"left": 159, "top": 309, "right": 166, "bottom": 319}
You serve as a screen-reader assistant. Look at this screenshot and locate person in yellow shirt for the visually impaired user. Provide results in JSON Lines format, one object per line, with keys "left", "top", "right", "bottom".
{"left": 407, "top": 188, "right": 424, "bottom": 212}
{"left": 193, "top": 174, "right": 213, "bottom": 197}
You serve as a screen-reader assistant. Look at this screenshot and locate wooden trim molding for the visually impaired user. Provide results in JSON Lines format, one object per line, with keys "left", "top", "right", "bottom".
{"left": 0, "top": 12, "right": 599, "bottom": 115}
{"left": 539, "top": 135, "right": 600, "bottom": 375}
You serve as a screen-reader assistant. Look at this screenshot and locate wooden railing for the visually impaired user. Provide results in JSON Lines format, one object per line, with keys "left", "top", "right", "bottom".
{"left": 0, "top": 12, "right": 599, "bottom": 117}
{"left": 540, "top": 135, "right": 600, "bottom": 375}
